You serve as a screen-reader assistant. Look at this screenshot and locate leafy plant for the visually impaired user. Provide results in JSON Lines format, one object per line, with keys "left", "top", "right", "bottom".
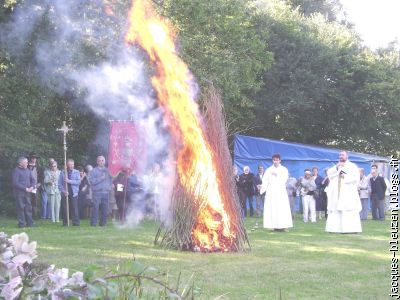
{"left": 0, "top": 232, "right": 199, "bottom": 299}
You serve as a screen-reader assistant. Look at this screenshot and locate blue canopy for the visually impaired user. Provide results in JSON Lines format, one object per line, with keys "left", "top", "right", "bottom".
{"left": 233, "top": 134, "right": 389, "bottom": 179}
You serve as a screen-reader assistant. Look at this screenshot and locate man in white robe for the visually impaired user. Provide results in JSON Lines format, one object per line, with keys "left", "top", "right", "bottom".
{"left": 325, "top": 151, "right": 362, "bottom": 233}
{"left": 261, "top": 153, "right": 293, "bottom": 230}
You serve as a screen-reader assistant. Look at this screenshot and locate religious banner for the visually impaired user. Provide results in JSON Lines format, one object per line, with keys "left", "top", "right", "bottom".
{"left": 108, "top": 121, "right": 145, "bottom": 177}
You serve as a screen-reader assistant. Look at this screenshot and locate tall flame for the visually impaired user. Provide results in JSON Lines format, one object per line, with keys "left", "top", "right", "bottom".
{"left": 125, "top": 0, "right": 235, "bottom": 251}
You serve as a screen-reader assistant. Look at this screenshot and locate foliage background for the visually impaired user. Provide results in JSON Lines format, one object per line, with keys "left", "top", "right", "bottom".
{"left": 1, "top": 0, "right": 399, "bottom": 215}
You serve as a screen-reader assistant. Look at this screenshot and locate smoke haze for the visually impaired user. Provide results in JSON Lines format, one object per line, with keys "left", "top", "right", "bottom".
{"left": 0, "top": 0, "right": 174, "bottom": 226}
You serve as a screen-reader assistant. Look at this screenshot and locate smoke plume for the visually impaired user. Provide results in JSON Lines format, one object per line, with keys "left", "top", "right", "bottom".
{"left": 0, "top": 0, "right": 174, "bottom": 226}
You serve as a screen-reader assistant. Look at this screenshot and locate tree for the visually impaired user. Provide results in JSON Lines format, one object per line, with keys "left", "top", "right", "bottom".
{"left": 285, "top": 0, "right": 343, "bottom": 22}
{"left": 159, "top": 0, "right": 273, "bottom": 131}
{"left": 251, "top": 0, "right": 400, "bottom": 156}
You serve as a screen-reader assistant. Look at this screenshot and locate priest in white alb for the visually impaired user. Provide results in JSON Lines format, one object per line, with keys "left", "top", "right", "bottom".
{"left": 260, "top": 153, "right": 293, "bottom": 231}
{"left": 325, "top": 150, "right": 362, "bottom": 233}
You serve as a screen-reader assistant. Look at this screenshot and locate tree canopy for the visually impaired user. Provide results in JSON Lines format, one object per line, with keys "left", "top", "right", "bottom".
{"left": 0, "top": 0, "right": 399, "bottom": 213}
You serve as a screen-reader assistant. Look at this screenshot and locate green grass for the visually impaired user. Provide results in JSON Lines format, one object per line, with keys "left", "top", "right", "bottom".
{"left": 0, "top": 215, "right": 390, "bottom": 299}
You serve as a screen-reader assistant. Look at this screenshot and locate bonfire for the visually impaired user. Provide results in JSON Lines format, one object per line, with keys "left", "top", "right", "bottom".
{"left": 125, "top": 0, "right": 249, "bottom": 252}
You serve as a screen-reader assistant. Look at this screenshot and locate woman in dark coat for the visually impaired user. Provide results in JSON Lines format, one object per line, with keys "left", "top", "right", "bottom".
{"left": 77, "top": 166, "right": 90, "bottom": 219}
{"left": 320, "top": 168, "right": 330, "bottom": 219}
{"left": 113, "top": 171, "right": 128, "bottom": 221}
{"left": 312, "top": 167, "right": 324, "bottom": 220}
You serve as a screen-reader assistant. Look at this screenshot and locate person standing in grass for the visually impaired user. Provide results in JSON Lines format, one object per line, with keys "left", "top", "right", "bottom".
{"left": 233, "top": 165, "right": 240, "bottom": 195}
{"left": 113, "top": 170, "right": 128, "bottom": 221}
{"left": 239, "top": 166, "right": 255, "bottom": 217}
{"left": 12, "top": 156, "right": 36, "bottom": 228}
{"left": 325, "top": 151, "right": 362, "bottom": 233}
{"left": 85, "top": 165, "right": 93, "bottom": 218}
{"left": 127, "top": 170, "right": 145, "bottom": 215}
{"left": 320, "top": 168, "right": 330, "bottom": 218}
{"left": 358, "top": 168, "right": 369, "bottom": 220}
{"left": 40, "top": 158, "right": 53, "bottom": 220}
{"left": 27, "top": 152, "right": 40, "bottom": 219}
{"left": 89, "top": 156, "right": 112, "bottom": 227}
{"left": 260, "top": 153, "right": 293, "bottom": 231}
{"left": 58, "top": 159, "right": 81, "bottom": 226}
{"left": 286, "top": 175, "right": 298, "bottom": 219}
{"left": 298, "top": 169, "right": 317, "bottom": 223}
{"left": 312, "top": 166, "right": 324, "bottom": 220}
{"left": 77, "top": 166, "right": 91, "bottom": 219}
{"left": 44, "top": 161, "right": 61, "bottom": 223}
{"left": 254, "top": 165, "right": 265, "bottom": 217}
{"left": 370, "top": 166, "right": 387, "bottom": 221}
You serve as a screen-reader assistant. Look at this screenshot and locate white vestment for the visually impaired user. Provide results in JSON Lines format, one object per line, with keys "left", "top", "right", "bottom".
{"left": 325, "top": 160, "right": 362, "bottom": 233}
{"left": 261, "top": 164, "right": 293, "bottom": 229}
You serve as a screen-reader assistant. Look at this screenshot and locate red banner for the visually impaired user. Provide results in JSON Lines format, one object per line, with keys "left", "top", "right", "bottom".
{"left": 108, "top": 121, "right": 146, "bottom": 177}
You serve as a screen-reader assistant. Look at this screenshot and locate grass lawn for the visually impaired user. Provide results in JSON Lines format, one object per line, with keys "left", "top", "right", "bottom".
{"left": 0, "top": 215, "right": 390, "bottom": 299}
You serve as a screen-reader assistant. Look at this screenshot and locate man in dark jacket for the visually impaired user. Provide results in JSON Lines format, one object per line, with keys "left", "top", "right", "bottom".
{"left": 312, "top": 166, "right": 324, "bottom": 220}
{"left": 239, "top": 166, "right": 255, "bottom": 217}
{"left": 370, "top": 165, "right": 387, "bottom": 220}
{"left": 27, "top": 152, "right": 40, "bottom": 219}
{"left": 113, "top": 170, "right": 128, "bottom": 221}
{"left": 12, "top": 157, "right": 36, "bottom": 227}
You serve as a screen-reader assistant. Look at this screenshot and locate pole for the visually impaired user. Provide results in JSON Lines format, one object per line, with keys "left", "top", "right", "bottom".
{"left": 63, "top": 132, "right": 69, "bottom": 227}
{"left": 57, "top": 121, "right": 73, "bottom": 227}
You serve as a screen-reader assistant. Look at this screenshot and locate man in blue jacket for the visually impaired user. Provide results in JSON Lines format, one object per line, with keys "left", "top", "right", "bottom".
{"left": 58, "top": 159, "right": 81, "bottom": 226}
{"left": 89, "top": 155, "right": 112, "bottom": 226}
{"left": 12, "top": 157, "right": 36, "bottom": 228}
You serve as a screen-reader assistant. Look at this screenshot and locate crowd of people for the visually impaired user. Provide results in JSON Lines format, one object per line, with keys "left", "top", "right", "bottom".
{"left": 11, "top": 150, "right": 390, "bottom": 233}
{"left": 11, "top": 153, "right": 162, "bottom": 228}
{"left": 234, "top": 151, "right": 390, "bottom": 233}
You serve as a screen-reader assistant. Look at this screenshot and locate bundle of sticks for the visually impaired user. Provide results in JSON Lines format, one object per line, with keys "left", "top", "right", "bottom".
{"left": 154, "top": 85, "right": 250, "bottom": 252}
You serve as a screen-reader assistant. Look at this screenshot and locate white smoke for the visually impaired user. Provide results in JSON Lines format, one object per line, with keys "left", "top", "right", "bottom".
{"left": 71, "top": 50, "right": 152, "bottom": 120}
{"left": 0, "top": 0, "right": 175, "bottom": 226}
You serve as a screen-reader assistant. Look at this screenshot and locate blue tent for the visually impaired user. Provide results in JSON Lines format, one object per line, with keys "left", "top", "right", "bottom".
{"left": 233, "top": 134, "right": 389, "bottom": 179}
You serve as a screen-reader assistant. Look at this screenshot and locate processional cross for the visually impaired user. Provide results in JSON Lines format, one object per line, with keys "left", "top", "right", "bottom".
{"left": 57, "top": 121, "right": 73, "bottom": 226}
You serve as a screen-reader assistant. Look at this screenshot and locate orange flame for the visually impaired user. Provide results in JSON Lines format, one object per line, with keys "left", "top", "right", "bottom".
{"left": 125, "top": 0, "right": 235, "bottom": 251}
